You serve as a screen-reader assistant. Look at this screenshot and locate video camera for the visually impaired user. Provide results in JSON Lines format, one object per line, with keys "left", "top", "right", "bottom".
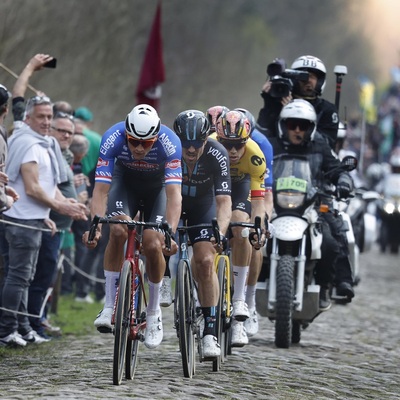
{"left": 266, "top": 58, "right": 309, "bottom": 98}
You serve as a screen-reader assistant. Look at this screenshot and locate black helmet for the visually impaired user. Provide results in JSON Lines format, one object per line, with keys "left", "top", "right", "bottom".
{"left": 173, "top": 109, "right": 210, "bottom": 141}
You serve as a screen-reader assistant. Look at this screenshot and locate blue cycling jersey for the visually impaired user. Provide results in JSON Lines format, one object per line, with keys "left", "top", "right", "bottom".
{"left": 95, "top": 122, "right": 182, "bottom": 185}
{"left": 252, "top": 128, "right": 273, "bottom": 190}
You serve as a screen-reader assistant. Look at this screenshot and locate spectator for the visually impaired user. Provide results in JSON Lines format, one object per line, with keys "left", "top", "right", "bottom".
{"left": 73, "top": 108, "right": 101, "bottom": 189}
{"left": 60, "top": 133, "right": 90, "bottom": 296}
{"left": 0, "top": 84, "right": 19, "bottom": 314}
{"left": 0, "top": 87, "right": 86, "bottom": 347}
{"left": 53, "top": 101, "right": 74, "bottom": 116}
{"left": 28, "top": 111, "right": 78, "bottom": 338}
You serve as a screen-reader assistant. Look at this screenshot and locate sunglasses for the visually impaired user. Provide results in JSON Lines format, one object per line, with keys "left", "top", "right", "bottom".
{"left": 126, "top": 135, "right": 157, "bottom": 149}
{"left": 26, "top": 95, "right": 52, "bottom": 107}
{"left": 218, "top": 138, "right": 247, "bottom": 150}
{"left": 51, "top": 126, "right": 74, "bottom": 136}
{"left": 53, "top": 111, "right": 74, "bottom": 121}
{"left": 285, "top": 119, "right": 311, "bottom": 131}
{"left": 181, "top": 139, "right": 205, "bottom": 149}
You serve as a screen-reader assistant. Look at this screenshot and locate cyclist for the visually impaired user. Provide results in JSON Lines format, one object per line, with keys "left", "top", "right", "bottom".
{"left": 206, "top": 105, "right": 230, "bottom": 133}
{"left": 213, "top": 110, "right": 268, "bottom": 347}
{"left": 234, "top": 107, "right": 273, "bottom": 337}
{"left": 172, "top": 109, "right": 231, "bottom": 359}
{"left": 82, "top": 104, "right": 182, "bottom": 349}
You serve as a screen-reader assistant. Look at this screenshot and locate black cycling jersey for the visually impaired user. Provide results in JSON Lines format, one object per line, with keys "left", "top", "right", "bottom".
{"left": 181, "top": 138, "right": 231, "bottom": 198}
{"left": 181, "top": 138, "right": 231, "bottom": 244}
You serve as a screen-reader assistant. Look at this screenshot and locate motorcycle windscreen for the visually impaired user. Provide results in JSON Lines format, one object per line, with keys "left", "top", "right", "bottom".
{"left": 273, "top": 155, "right": 317, "bottom": 209}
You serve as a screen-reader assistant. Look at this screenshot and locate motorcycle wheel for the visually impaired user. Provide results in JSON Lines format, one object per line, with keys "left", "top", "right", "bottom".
{"left": 275, "top": 255, "right": 294, "bottom": 349}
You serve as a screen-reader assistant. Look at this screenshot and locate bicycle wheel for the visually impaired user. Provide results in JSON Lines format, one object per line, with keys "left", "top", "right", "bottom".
{"left": 177, "top": 259, "right": 196, "bottom": 378}
{"left": 213, "top": 257, "right": 226, "bottom": 371}
{"left": 113, "top": 260, "right": 132, "bottom": 385}
{"left": 226, "top": 257, "right": 233, "bottom": 357}
{"left": 125, "top": 259, "right": 145, "bottom": 380}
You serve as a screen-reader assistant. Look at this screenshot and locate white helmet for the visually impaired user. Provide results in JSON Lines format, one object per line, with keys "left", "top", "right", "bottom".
{"left": 278, "top": 99, "right": 317, "bottom": 144}
{"left": 125, "top": 104, "right": 161, "bottom": 139}
{"left": 291, "top": 55, "right": 327, "bottom": 95}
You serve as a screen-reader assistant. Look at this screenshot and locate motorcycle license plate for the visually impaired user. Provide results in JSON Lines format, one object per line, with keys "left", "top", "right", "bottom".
{"left": 276, "top": 177, "right": 307, "bottom": 192}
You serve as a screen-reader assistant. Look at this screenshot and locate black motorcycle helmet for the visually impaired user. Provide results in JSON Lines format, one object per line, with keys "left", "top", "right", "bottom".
{"left": 173, "top": 109, "right": 210, "bottom": 141}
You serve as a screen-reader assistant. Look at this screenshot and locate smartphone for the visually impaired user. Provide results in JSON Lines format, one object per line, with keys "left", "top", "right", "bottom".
{"left": 44, "top": 58, "right": 57, "bottom": 69}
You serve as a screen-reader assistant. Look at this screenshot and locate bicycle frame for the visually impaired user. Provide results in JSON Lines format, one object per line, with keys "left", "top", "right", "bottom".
{"left": 111, "top": 223, "right": 147, "bottom": 341}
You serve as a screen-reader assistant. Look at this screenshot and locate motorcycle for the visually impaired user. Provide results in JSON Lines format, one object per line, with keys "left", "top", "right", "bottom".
{"left": 334, "top": 188, "right": 380, "bottom": 286}
{"left": 259, "top": 154, "right": 356, "bottom": 348}
{"left": 377, "top": 173, "right": 400, "bottom": 254}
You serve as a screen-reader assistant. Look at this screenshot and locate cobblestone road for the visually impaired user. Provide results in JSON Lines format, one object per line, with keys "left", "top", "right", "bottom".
{"left": 1, "top": 245, "right": 399, "bottom": 399}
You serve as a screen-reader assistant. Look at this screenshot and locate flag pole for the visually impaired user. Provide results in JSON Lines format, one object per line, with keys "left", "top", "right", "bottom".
{"left": 135, "top": 1, "right": 165, "bottom": 111}
{"left": 0, "top": 62, "right": 40, "bottom": 95}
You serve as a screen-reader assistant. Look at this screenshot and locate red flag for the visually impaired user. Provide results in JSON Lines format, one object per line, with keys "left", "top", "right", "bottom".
{"left": 135, "top": 1, "right": 165, "bottom": 111}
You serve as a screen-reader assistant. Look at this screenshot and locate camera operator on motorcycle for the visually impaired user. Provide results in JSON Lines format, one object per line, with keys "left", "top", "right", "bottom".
{"left": 257, "top": 55, "right": 339, "bottom": 149}
{"left": 268, "top": 99, "right": 354, "bottom": 310}
{"left": 257, "top": 55, "right": 355, "bottom": 301}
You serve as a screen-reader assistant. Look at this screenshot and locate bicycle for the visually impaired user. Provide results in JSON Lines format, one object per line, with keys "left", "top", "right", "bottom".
{"left": 174, "top": 217, "right": 263, "bottom": 377}
{"left": 88, "top": 215, "right": 171, "bottom": 385}
{"left": 212, "top": 217, "right": 263, "bottom": 367}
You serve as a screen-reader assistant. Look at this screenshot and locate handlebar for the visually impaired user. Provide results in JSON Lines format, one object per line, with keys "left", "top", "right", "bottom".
{"left": 214, "top": 216, "right": 265, "bottom": 249}
{"left": 87, "top": 215, "right": 173, "bottom": 249}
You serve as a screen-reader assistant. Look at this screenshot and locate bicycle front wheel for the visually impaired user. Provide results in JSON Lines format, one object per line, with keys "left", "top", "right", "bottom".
{"left": 213, "top": 257, "right": 227, "bottom": 371}
{"left": 177, "top": 259, "right": 196, "bottom": 378}
{"left": 125, "top": 259, "right": 145, "bottom": 380}
{"left": 113, "top": 260, "right": 132, "bottom": 385}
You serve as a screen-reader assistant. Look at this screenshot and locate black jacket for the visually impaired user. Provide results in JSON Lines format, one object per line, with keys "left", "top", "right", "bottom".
{"left": 268, "top": 132, "right": 353, "bottom": 190}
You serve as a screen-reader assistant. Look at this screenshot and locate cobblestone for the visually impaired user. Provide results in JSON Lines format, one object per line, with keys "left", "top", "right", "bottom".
{"left": 1, "top": 245, "right": 399, "bottom": 399}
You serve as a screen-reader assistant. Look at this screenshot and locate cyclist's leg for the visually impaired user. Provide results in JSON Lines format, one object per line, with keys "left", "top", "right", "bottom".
{"left": 230, "top": 180, "right": 252, "bottom": 347}
{"left": 141, "top": 184, "right": 167, "bottom": 349}
{"left": 95, "top": 166, "right": 136, "bottom": 332}
{"left": 187, "top": 197, "right": 220, "bottom": 358}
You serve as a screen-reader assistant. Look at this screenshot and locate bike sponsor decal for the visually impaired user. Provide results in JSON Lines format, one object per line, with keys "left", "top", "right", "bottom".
{"left": 251, "top": 155, "right": 265, "bottom": 167}
{"left": 96, "top": 158, "right": 109, "bottom": 167}
{"left": 166, "top": 159, "right": 181, "bottom": 170}
{"left": 207, "top": 146, "right": 228, "bottom": 176}
{"left": 99, "top": 130, "right": 121, "bottom": 155}
{"left": 276, "top": 177, "right": 307, "bottom": 192}
{"left": 158, "top": 132, "right": 177, "bottom": 157}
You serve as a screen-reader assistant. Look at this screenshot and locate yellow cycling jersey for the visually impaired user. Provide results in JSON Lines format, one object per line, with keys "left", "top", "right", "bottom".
{"left": 210, "top": 134, "right": 266, "bottom": 199}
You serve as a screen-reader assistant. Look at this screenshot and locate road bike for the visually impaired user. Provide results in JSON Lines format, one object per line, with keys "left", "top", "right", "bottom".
{"left": 215, "top": 217, "right": 263, "bottom": 361}
{"left": 88, "top": 215, "right": 170, "bottom": 385}
{"left": 174, "top": 217, "right": 263, "bottom": 377}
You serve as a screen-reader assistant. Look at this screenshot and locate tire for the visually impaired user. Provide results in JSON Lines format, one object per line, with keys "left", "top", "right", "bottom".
{"left": 125, "top": 259, "right": 145, "bottom": 380}
{"left": 177, "top": 260, "right": 195, "bottom": 378}
{"left": 223, "top": 256, "right": 233, "bottom": 358}
{"left": 113, "top": 260, "right": 132, "bottom": 385}
{"left": 291, "top": 320, "right": 301, "bottom": 344}
{"left": 275, "top": 255, "right": 294, "bottom": 349}
{"left": 213, "top": 257, "right": 226, "bottom": 371}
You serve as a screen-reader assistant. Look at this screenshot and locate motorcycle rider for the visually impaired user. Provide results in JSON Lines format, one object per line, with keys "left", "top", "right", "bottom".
{"left": 268, "top": 99, "right": 354, "bottom": 310}
{"left": 257, "top": 55, "right": 354, "bottom": 300}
